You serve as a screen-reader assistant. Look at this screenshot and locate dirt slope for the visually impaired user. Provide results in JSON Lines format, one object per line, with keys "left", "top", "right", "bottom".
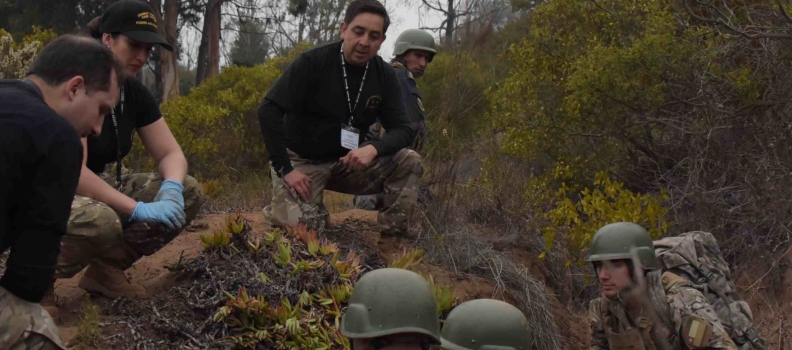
{"left": 53, "top": 211, "right": 524, "bottom": 346}
{"left": 55, "top": 210, "right": 790, "bottom": 349}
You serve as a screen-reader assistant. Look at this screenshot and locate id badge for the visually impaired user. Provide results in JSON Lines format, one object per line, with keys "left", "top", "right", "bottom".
{"left": 341, "top": 124, "right": 360, "bottom": 150}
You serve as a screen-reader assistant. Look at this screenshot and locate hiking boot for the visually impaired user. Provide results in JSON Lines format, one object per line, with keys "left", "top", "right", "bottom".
{"left": 78, "top": 261, "right": 146, "bottom": 298}
{"left": 41, "top": 285, "right": 59, "bottom": 320}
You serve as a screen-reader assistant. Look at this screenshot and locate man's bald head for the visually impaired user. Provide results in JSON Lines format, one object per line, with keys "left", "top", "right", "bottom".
{"left": 27, "top": 34, "right": 122, "bottom": 93}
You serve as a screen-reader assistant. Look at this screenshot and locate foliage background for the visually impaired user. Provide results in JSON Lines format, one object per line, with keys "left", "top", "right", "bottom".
{"left": 6, "top": 0, "right": 792, "bottom": 345}
{"left": 11, "top": 0, "right": 785, "bottom": 300}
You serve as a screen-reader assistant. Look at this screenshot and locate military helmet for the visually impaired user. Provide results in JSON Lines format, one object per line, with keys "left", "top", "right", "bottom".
{"left": 586, "top": 222, "right": 657, "bottom": 269}
{"left": 341, "top": 268, "right": 441, "bottom": 343}
{"left": 393, "top": 29, "right": 437, "bottom": 62}
{"left": 440, "top": 299, "right": 532, "bottom": 350}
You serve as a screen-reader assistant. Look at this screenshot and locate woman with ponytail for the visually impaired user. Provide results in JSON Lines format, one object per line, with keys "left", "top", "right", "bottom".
{"left": 48, "top": 0, "right": 204, "bottom": 307}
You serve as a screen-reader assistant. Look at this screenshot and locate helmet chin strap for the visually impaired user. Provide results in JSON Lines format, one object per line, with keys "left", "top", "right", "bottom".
{"left": 615, "top": 284, "right": 636, "bottom": 303}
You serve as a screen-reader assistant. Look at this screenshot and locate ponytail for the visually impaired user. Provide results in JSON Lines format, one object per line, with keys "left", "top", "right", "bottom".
{"left": 86, "top": 16, "right": 103, "bottom": 39}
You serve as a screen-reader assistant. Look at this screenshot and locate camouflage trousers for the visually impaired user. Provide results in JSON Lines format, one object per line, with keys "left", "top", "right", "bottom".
{"left": 353, "top": 122, "right": 426, "bottom": 211}
{"left": 268, "top": 148, "right": 423, "bottom": 235}
{"left": 353, "top": 192, "right": 385, "bottom": 211}
{"left": 0, "top": 286, "right": 64, "bottom": 350}
{"left": 353, "top": 186, "right": 437, "bottom": 211}
{"left": 55, "top": 173, "right": 204, "bottom": 279}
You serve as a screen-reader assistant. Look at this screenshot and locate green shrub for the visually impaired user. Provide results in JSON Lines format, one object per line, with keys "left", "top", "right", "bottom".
{"left": 418, "top": 52, "right": 493, "bottom": 161}
{"left": 128, "top": 42, "right": 313, "bottom": 180}
{"left": 491, "top": 0, "right": 701, "bottom": 170}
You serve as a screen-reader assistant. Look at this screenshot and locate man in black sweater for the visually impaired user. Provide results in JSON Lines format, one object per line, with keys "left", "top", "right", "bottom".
{"left": 0, "top": 34, "right": 120, "bottom": 349}
{"left": 258, "top": 0, "right": 421, "bottom": 235}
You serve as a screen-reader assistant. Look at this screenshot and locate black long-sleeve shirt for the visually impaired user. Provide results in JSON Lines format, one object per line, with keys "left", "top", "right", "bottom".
{"left": 0, "top": 80, "right": 82, "bottom": 302}
{"left": 258, "top": 40, "right": 414, "bottom": 176}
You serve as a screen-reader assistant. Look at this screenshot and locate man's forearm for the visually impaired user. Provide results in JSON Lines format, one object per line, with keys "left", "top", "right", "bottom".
{"left": 76, "top": 165, "right": 138, "bottom": 216}
{"left": 371, "top": 124, "right": 414, "bottom": 156}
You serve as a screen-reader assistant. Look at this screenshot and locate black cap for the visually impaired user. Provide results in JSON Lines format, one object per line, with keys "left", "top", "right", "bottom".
{"left": 100, "top": 0, "right": 173, "bottom": 51}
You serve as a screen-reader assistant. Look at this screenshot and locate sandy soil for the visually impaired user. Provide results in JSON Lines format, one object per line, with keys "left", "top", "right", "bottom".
{"left": 53, "top": 209, "right": 789, "bottom": 350}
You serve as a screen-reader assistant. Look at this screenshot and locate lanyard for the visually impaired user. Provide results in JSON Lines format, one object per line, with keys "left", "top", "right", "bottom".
{"left": 110, "top": 88, "right": 124, "bottom": 190}
{"left": 340, "top": 44, "right": 368, "bottom": 125}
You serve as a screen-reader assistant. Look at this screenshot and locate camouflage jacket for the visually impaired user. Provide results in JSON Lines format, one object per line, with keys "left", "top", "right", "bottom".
{"left": 364, "top": 61, "right": 427, "bottom": 152}
{"left": 589, "top": 271, "right": 737, "bottom": 350}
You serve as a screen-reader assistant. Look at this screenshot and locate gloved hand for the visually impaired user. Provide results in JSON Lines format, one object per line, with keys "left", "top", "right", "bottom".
{"left": 130, "top": 201, "right": 186, "bottom": 230}
{"left": 154, "top": 179, "right": 185, "bottom": 210}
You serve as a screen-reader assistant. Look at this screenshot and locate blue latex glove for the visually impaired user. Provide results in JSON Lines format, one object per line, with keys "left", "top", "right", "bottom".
{"left": 130, "top": 201, "right": 186, "bottom": 230}
{"left": 154, "top": 179, "right": 185, "bottom": 209}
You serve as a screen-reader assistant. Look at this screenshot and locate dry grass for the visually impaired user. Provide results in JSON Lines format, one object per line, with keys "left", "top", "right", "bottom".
{"left": 412, "top": 139, "right": 567, "bottom": 350}
{"left": 200, "top": 171, "right": 272, "bottom": 213}
{"left": 199, "top": 171, "right": 356, "bottom": 215}
{"left": 323, "top": 191, "right": 354, "bottom": 213}
{"left": 415, "top": 215, "right": 562, "bottom": 349}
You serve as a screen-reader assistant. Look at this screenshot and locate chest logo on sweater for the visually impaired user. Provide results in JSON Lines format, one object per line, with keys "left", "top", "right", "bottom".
{"left": 365, "top": 95, "right": 382, "bottom": 110}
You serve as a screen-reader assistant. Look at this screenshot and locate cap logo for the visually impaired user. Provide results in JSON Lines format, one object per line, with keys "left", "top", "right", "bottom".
{"left": 136, "top": 12, "right": 158, "bottom": 29}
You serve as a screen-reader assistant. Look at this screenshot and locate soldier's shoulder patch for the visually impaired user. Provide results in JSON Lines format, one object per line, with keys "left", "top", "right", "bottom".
{"left": 416, "top": 97, "right": 424, "bottom": 111}
{"left": 682, "top": 314, "right": 713, "bottom": 348}
{"left": 365, "top": 95, "right": 382, "bottom": 109}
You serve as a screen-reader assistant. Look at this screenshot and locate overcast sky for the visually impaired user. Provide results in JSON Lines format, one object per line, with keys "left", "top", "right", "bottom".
{"left": 380, "top": 2, "right": 442, "bottom": 61}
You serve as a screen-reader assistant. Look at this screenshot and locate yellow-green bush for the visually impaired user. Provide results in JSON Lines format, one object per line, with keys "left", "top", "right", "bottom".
{"left": 128, "top": 42, "right": 313, "bottom": 180}
{"left": 0, "top": 27, "right": 56, "bottom": 79}
{"left": 485, "top": 0, "right": 792, "bottom": 266}
{"left": 490, "top": 0, "right": 703, "bottom": 177}
{"left": 539, "top": 171, "right": 670, "bottom": 262}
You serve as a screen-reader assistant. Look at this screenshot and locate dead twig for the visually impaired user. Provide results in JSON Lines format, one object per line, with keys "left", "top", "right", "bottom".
{"left": 746, "top": 242, "right": 792, "bottom": 294}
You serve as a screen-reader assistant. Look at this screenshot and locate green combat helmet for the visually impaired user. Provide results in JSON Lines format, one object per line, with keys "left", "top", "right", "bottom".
{"left": 586, "top": 222, "right": 657, "bottom": 269}
{"left": 341, "top": 268, "right": 441, "bottom": 343}
{"left": 393, "top": 29, "right": 437, "bottom": 62}
{"left": 440, "top": 299, "right": 532, "bottom": 350}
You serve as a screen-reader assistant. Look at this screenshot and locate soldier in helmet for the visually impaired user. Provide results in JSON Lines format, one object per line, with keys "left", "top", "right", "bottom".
{"left": 439, "top": 299, "right": 532, "bottom": 350}
{"left": 587, "top": 222, "right": 737, "bottom": 350}
{"left": 341, "top": 268, "right": 441, "bottom": 349}
{"left": 354, "top": 29, "right": 436, "bottom": 211}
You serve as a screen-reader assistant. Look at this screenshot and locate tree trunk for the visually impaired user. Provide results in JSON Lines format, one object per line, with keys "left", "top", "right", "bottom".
{"left": 207, "top": 0, "right": 221, "bottom": 78}
{"left": 445, "top": 0, "right": 455, "bottom": 45}
{"left": 160, "top": 0, "right": 180, "bottom": 100}
{"left": 149, "top": 0, "right": 164, "bottom": 103}
{"left": 195, "top": 11, "right": 210, "bottom": 86}
{"left": 298, "top": 13, "right": 306, "bottom": 43}
{"left": 196, "top": 0, "right": 222, "bottom": 86}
